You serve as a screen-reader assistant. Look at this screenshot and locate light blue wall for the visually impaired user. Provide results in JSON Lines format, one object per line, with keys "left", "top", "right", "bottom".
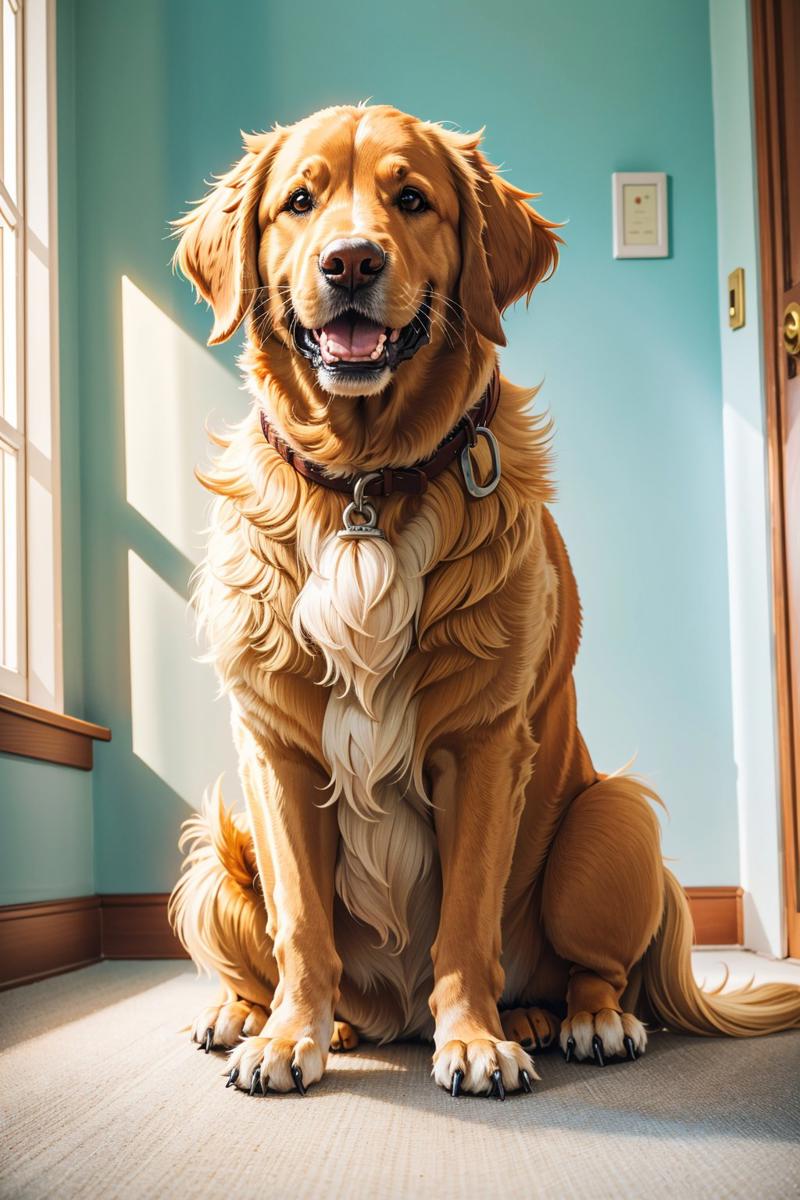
{"left": 0, "top": 756, "right": 94, "bottom": 904}
{"left": 52, "top": 0, "right": 738, "bottom": 894}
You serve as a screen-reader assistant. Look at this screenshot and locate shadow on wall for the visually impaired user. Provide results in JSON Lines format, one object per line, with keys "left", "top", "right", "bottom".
{"left": 120, "top": 276, "right": 242, "bottom": 812}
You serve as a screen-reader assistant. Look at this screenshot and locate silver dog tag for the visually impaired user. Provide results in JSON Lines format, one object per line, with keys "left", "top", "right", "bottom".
{"left": 337, "top": 499, "right": 386, "bottom": 540}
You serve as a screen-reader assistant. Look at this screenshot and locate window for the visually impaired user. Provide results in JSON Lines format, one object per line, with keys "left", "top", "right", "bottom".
{"left": 0, "top": 0, "right": 23, "bottom": 692}
{"left": 0, "top": 0, "right": 62, "bottom": 708}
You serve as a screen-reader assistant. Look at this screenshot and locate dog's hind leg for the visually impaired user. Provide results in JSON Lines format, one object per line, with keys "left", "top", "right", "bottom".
{"left": 169, "top": 784, "right": 277, "bottom": 1051}
{"left": 541, "top": 773, "right": 664, "bottom": 1064}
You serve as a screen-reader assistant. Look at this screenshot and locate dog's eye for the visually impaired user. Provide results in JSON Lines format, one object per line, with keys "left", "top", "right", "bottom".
{"left": 398, "top": 187, "right": 428, "bottom": 214}
{"left": 286, "top": 188, "right": 314, "bottom": 215}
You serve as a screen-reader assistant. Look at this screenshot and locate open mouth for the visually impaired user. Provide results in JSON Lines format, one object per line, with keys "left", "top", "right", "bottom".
{"left": 292, "top": 290, "right": 431, "bottom": 376}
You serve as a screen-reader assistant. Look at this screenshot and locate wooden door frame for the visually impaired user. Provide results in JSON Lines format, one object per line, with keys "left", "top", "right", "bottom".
{"left": 751, "top": 0, "right": 800, "bottom": 957}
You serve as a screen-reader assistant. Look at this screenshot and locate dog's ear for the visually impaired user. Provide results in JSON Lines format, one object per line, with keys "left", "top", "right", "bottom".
{"left": 444, "top": 132, "right": 562, "bottom": 347}
{"left": 172, "top": 130, "right": 282, "bottom": 345}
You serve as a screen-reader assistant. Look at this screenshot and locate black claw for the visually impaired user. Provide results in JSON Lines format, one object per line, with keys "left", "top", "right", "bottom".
{"left": 520, "top": 1037, "right": 533, "bottom": 1049}
{"left": 249, "top": 1065, "right": 263, "bottom": 1096}
{"left": 564, "top": 1036, "right": 576, "bottom": 1063}
{"left": 624, "top": 1035, "right": 638, "bottom": 1062}
{"left": 203, "top": 1027, "right": 214, "bottom": 1054}
{"left": 291, "top": 1064, "right": 307, "bottom": 1096}
{"left": 450, "top": 1068, "right": 464, "bottom": 1098}
{"left": 490, "top": 1069, "right": 506, "bottom": 1101}
{"left": 226, "top": 1066, "right": 239, "bottom": 1089}
{"left": 520, "top": 1070, "right": 533, "bottom": 1094}
{"left": 592, "top": 1035, "right": 606, "bottom": 1067}
{"left": 533, "top": 1031, "right": 543, "bottom": 1052}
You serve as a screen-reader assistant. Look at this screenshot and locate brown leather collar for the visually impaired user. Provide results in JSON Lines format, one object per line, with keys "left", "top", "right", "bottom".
{"left": 259, "top": 370, "right": 500, "bottom": 498}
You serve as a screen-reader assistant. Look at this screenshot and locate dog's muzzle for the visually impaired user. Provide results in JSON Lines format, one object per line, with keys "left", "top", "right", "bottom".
{"left": 291, "top": 288, "right": 432, "bottom": 378}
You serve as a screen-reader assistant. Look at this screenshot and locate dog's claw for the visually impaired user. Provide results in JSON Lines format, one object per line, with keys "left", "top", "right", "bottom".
{"left": 450, "top": 1069, "right": 463, "bottom": 1098}
{"left": 520, "top": 1070, "right": 533, "bottom": 1094}
{"left": 534, "top": 1031, "right": 543, "bottom": 1052}
{"left": 592, "top": 1035, "right": 605, "bottom": 1067}
{"left": 564, "top": 1036, "right": 576, "bottom": 1063}
{"left": 520, "top": 1037, "right": 533, "bottom": 1049}
{"left": 490, "top": 1069, "right": 505, "bottom": 1101}
{"left": 203, "top": 1027, "right": 214, "bottom": 1054}
{"left": 291, "top": 1065, "right": 306, "bottom": 1096}
{"left": 226, "top": 1066, "right": 239, "bottom": 1089}
{"left": 249, "top": 1065, "right": 263, "bottom": 1096}
{"left": 624, "top": 1035, "right": 637, "bottom": 1062}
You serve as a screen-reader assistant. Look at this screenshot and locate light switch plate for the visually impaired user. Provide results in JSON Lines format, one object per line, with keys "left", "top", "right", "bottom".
{"left": 612, "top": 172, "right": 668, "bottom": 258}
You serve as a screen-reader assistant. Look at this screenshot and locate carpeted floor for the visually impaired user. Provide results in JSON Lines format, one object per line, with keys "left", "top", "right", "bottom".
{"left": 1, "top": 954, "right": 799, "bottom": 1199}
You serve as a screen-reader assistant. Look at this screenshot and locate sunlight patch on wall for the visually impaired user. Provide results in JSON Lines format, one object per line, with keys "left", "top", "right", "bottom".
{"left": 121, "top": 275, "right": 246, "bottom": 564}
{"left": 127, "top": 549, "right": 241, "bottom": 809}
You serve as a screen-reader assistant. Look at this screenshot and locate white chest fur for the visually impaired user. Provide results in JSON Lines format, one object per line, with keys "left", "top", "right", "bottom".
{"left": 292, "top": 521, "right": 440, "bottom": 1035}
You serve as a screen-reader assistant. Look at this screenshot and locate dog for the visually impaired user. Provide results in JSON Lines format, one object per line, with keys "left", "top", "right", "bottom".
{"left": 169, "top": 103, "right": 800, "bottom": 1098}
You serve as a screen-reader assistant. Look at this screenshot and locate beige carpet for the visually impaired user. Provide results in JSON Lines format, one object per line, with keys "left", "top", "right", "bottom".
{"left": 1, "top": 960, "right": 799, "bottom": 1200}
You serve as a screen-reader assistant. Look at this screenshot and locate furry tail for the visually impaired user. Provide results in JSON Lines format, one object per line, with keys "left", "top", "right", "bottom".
{"left": 642, "top": 868, "right": 800, "bottom": 1036}
{"left": 168, "top": 781, "right": 274, "bottom": 1005}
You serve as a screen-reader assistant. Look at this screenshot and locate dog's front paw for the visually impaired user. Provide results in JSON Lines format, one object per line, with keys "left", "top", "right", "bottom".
{"left": 432, "top": 1036, "right": 537, "bottom": 1098}
{"left": 560, "top": 1009, "right": 646, "bottom": 1065}
{"left": 225, "top": 1033, "right": 327, "bottom": 1096}
{"left": 191, "top": 999, "right": 268, "bottom": 1052}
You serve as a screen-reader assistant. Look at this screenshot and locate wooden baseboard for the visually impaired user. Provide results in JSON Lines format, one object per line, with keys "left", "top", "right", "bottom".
{"left": 0, "top": 896, "right": 102, "bottom": 990}
{"left": 0, "top": 885, "right": 745, "bottom": 990}
{"left": 100, "top": 893, "right": 185, "bottom": 959}
{"left": 685, "top": 886, "right": 743, "bottom": 946}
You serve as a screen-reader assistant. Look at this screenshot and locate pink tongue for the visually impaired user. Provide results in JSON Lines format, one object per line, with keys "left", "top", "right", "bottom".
{"left": 322, "top": 314, "right": 384, "bottom": 359}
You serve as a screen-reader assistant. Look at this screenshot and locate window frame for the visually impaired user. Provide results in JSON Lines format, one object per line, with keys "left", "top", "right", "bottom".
{"left": 0, "top": 0, "right": 63, "bottom": 711}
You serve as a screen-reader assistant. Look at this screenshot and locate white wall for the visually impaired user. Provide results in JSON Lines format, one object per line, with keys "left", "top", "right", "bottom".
{"left": 709, "top": 0, "right": 784, "bottom": 955}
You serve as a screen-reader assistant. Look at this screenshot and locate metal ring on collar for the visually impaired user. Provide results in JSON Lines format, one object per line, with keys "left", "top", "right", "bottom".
{"left": 352, "top": 470, "right": 383, "bottom": 513}
{"left": 338, "top": 498, "right": 386, "bottom": 540}
{"left": 459, "top": 426, "right": 502, "bottom": 498}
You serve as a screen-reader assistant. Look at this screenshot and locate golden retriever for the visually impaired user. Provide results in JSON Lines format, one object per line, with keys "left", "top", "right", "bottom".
{"left": 169, "top": 103, "right": 800, "bottom": 1098}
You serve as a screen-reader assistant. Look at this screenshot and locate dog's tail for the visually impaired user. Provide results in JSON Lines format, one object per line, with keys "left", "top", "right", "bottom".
{"left": 641, "top": 868, "right": 800, "bottom": 1036}
{"left": 168, "top": 781, "right": 273, "bottom": 1005}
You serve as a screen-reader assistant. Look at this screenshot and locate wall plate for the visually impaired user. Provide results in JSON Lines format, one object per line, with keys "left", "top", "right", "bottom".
{"left": 728, "top": 267, "right": 745, "bottom": 329}
{"left": 612, "top": 172, "right": 669, "bottom": 259}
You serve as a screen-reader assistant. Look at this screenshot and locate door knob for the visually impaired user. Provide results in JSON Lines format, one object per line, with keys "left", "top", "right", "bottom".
{"left": 783, "top": 302, "right": 800, "bottom": 356}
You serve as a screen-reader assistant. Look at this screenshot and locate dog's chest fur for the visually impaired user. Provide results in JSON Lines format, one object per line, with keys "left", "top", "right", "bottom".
{"left": 292, "top": 520, "right": 439, "bottom": 1037}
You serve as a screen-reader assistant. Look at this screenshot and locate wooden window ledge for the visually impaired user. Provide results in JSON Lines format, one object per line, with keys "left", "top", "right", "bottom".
{"left": 0, "top": 694, "right": 111, "bottom": 770}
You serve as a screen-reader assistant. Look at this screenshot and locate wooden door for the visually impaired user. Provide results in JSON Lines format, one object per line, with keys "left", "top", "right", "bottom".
{"left": 752, "top": 0, "right": 800, "bottom": 957}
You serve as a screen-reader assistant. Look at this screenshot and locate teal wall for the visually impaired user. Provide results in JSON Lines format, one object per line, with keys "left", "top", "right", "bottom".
{"left": 44, "top": 0, "right": 739, "bottom": 896}
{"left": 0, "top": 756, "right": 94, "bottom": 904}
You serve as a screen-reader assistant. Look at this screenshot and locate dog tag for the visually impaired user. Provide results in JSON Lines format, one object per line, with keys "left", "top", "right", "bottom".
{"left": 337, "top": 499, "right": 387, "bottom": 541}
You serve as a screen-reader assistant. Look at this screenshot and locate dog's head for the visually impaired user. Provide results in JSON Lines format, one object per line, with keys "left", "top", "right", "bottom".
{"left": 175, "top": 105, "right": 559, "bottom": 448}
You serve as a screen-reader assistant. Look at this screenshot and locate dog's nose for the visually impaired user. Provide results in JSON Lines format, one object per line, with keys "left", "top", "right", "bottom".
{"left": 319, "top": 238, "right": 386, "bottom": 291}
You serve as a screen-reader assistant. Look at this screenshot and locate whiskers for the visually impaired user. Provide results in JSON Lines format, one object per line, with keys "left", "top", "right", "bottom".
{"left": 399, "top": 283, "right": 467, "bottom": 350}
{"left": 246, "top": 281, "right": 287, "bottom": 348}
